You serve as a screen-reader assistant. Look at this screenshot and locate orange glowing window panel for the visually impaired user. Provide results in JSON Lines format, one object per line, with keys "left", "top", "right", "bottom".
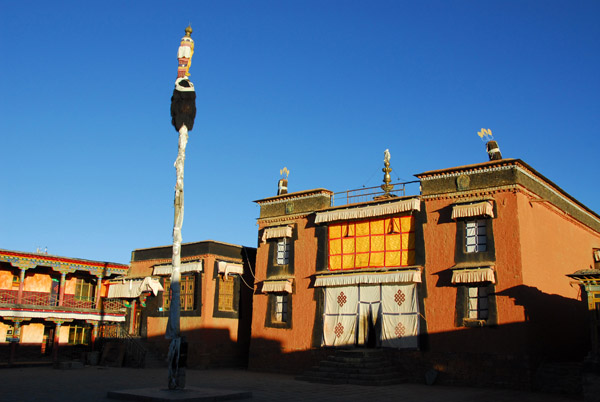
{"left": 328, "top": 216, "right": 415, "bottom": 271}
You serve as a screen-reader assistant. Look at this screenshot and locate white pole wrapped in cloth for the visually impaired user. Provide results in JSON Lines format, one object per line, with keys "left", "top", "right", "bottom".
{"left": 166, "top": 25, "right": 196, "bottom": 390}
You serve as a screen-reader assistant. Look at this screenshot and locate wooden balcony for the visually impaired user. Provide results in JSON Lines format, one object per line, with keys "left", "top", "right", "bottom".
{"left": 0, "top": 289, "right": 126, "bottom": 313}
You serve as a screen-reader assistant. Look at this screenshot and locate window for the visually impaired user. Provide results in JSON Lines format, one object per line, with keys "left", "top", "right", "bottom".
{"left": 265, "top": 292, "right": 292, "bottom": 328}
{"left": 455, "top": 283, "right": 496, "bottom": 327}
{"left": 274, "top": 294, "right": 288, "bottom": 323}
{"left": 11, "top": 274, "right": 20, "bottom": 288}
{"left": 68, "top": 324, "right": 91, "bottom": 345}
{"left": 467, "top": 286, "right": 489, "bottom": 320}
{"left": 217, "top": 276, "right": 235, "bottom": 312}
{"left": 328, "top": 216, "right": 416, "bottom": 270}
{"left": 162, "top": 275, "right": 195, "bottom": 311}
{"left": 75, "top": 278, "right": 94, "bottom": 301}
{"left": 277, "top": 238, "right": 290, "bottom": 265}
{"left": 465, "top": 219, "right": 487, "bottom": 253}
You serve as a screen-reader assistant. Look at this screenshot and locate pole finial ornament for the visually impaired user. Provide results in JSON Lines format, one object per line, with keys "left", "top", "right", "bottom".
{"left": 171, "top": 26, "right": 197, "bottom": 134}
{"left": 177, "top": 26, "right": 194, "bottom": 78}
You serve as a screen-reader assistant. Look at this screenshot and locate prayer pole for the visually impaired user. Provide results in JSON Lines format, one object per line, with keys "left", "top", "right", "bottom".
{"left": 166, "top": 25, "right": 196, "bottom": 390}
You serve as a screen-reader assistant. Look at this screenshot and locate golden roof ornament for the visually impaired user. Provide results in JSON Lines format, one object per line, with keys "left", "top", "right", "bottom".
{"left": 381, "top": 149, "right": 394, "bottom": 195}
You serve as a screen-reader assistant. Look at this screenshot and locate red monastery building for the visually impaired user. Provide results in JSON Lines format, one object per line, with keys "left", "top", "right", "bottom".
{"left": 0, "top": 249, "right": 128, "bottom": 365}
{"left": 248, "top": 157, "right": 600, "bottom": 388}
{"left": 127, "top": 240, "right": 256, "bottom": 369}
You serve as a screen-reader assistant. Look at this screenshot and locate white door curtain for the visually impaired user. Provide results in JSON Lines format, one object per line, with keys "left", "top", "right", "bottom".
{"left": 322, "top": 283, "right": 419, "bottom": 349}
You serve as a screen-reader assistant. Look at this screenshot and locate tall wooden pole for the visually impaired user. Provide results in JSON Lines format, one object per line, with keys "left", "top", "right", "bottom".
{"left": 167, "top": 25, "right": 196, "bottom": 390}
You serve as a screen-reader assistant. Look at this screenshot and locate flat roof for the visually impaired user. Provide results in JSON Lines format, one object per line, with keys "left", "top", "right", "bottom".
{"left": 254, "top": 188, "right": 333, "bottom": 204}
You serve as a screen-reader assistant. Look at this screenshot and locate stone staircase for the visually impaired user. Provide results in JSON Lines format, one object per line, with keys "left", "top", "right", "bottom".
{"left": 297, "top": 348, "right": 407, "bottom": 386}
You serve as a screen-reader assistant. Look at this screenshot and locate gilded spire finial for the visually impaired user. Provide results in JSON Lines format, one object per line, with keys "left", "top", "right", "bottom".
{"left": 381, "top": 149, "right": 394, "bottom": 195}
{"left": 185, "top": 25, "right": 193, "bottom": 37}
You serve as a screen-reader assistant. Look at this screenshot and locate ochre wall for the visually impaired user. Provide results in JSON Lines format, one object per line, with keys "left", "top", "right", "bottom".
{"left": 514, "top": 190, "right": 600, "bottom": 358}
{"left": 517, "top": 192, "right": 600, "bottom": 295}
{"left": 0, "top": 322, "right": 9, "bottom": 343}
{"left": 250, "top": 217, "right": 319, "bottom": 366}
{"left": 129, "top": 259, "right": 158, "bottom": 278}
{"left": 421, "top": 191, "right": 529, "bottom": 355}
{"left": 23, "top": 272, "right": 53, "bottom": 292}
{"left": 21, "top": 323, "right": 44, "bottom": 343}
{"left": 421, "top": 188, "right": 597, "bottom": 359}
{"left": 0, "top": 270, "right": 13, "bottom": 290}
{"left": 145, "top": 254, "right": 245, "bottom": 367}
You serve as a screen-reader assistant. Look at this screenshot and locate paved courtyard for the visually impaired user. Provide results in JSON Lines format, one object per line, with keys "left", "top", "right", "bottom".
{"left": 0, "top": 365, "right": 584, "bottom": 402}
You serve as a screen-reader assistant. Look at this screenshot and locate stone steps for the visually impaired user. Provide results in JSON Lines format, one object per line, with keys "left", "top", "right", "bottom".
{"left": 297, "top": 348, "right": 407, "bottom": 386}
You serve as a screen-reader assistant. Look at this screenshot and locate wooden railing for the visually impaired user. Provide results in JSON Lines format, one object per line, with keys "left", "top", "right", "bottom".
{"left": 0, "top": 289, "right": 126, "bottom": 313}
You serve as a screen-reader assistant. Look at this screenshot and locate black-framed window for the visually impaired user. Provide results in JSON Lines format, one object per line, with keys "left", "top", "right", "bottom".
{"left": 276, "top": 238, "right": 290, "bottom": 265}
{"left": 217, "top": 276, "right": 235, "bottom": 312}
{"left": 274, "top": 294, "right": 288, "bottom": 323}
{"left": 265, "top": 293, "right": 292, "bottom": 329}
{"left": 162, "top": 274, "right": 196, "bottom": 311}
{"left": 68, "top": 324, "right": 91, "bottom": 345}
{"left": 467, "top": 286, "right": 489, "bottom": 319}
{"left": 455, "top": 218, "right": 495, "bottom": 264}
{"left": 266, "top": 229, "right": 296, "bottom": 279}
{"left": 74, "top": 278, "right": 94, "bottom": 301}
{"left": 213, "top": 273, "right": 241, "bottom": 318}
{"left": 455, "top": 283, "right": 497, "bottom": 327}
{"left": 465, "top": 219, "right": 487, "bottom": 253}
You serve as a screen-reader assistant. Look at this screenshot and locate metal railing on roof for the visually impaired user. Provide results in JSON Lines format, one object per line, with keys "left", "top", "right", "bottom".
{"left": 331, "top": 181, "right": 420, "bottom": 207}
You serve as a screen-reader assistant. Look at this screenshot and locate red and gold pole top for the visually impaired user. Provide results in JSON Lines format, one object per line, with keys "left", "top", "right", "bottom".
{"left": 177, "top": 25, "right": 194, "bottom": 78}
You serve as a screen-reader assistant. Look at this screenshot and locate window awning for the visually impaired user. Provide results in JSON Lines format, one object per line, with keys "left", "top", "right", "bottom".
{"left": 314, "top": 198, "right": 420, "bottom": 224}
{"left": 314, "top": 269, "right": 422, "bottom": 287}
{"left": 153, "top": 260, "right": 203, "bottom": 276}
{"left": 451, "top": 267, "right": 495, "bottom": 284}
{"left": 451, "top": 201, "right": 495, "bottom": 220}
{"left": 261, "top": 279, "right": 293, "bottom": 294}
{"left": 217, "top": 261, "right": 244, "bottom": 276}
{"left": 261, "top": 225, "right": 293, "bottom": 243}
{"left": 107, "top": 277, "right": 164, "bottom": 298}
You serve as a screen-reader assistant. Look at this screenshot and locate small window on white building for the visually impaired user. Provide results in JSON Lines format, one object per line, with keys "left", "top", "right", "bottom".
{"left": 274, "top": 294, "right": 288, "bottom": 323}
{"left": 468, "top": 286, "right": 489, "bottom": 320}
{"left": 465, "top": 219, "right": 487, "bottom": 253}
{"left": 276, "top": 238, "right": 290, "bottom": 265}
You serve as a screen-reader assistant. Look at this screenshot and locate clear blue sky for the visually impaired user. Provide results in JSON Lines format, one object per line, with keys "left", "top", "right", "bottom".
{"left": 1, "top": 1, "right": 598, "bottom": 264}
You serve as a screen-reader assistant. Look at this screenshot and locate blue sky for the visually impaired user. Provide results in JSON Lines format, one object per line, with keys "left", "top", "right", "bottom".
{"left": 1, "top": 1, "right": 598, "bottom": 264}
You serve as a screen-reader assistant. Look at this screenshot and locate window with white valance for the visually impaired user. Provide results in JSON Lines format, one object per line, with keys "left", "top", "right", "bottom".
{"left": 153, "top": 260, "right": 203, "bottom": 276}
{"left": 451, "top": 200, "right": 495, "bottom": 220}
{"left": 217, "top": 261, "right": 244, "bottom": 276}
{"left": 261, "top": 279, "right": 293, "bottom": 294}
{"left": 451, "top": 267, "right": 495, "bottom": 284}
{"left": 261, "top": 225, "right": 293, "bottom": 243}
